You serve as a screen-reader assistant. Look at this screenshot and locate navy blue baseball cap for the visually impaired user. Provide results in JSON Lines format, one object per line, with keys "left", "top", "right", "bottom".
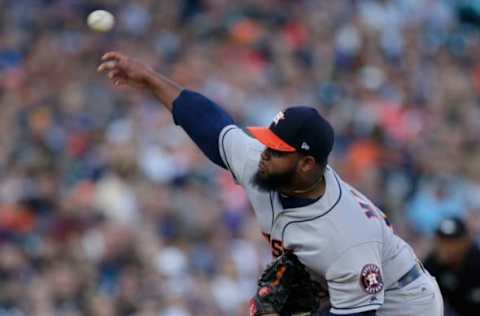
{"left": 247, "top": 106, "right": 334, "bottom": 163}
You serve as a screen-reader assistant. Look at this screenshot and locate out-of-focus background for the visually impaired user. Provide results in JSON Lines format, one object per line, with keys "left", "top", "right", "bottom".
{"left": 1, "top": 0, "right": 480, "bottom": 315}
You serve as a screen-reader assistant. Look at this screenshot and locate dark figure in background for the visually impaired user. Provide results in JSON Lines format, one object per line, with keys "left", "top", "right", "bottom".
{"left": 424, "top": 217, "right": 480, "bottom": 316}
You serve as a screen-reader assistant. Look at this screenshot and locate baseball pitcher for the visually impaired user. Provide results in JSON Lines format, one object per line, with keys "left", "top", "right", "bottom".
{"left": 98, "top": 52, "right": 444, "bottom": 316}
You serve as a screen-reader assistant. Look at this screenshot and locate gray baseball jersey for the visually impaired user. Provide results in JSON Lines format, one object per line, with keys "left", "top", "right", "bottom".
{"left": 218, "top": 125, "right": 438, "bottom": 315}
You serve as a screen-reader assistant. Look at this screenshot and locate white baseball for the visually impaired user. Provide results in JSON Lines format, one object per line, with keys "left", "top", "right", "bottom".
{"left": 87, "top": 10, "right": 115, "bottom": 32}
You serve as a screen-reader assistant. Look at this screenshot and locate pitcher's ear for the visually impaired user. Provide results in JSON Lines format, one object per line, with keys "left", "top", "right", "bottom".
{"left": 298, "top": 155, "right": 317, "bottom": 172}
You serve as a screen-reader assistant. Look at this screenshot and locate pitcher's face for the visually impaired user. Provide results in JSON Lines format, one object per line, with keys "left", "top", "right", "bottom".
{"left": 251, "top": 148, "right": 302, "bottom": 192}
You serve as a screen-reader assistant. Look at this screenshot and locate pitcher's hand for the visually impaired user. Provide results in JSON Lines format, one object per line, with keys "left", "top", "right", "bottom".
{"left": 97, "top": 51, "right": 155, "bottom": 90}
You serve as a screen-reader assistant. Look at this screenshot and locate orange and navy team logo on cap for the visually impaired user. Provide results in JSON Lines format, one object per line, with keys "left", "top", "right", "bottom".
{"left": 247, "top": 110, "right": 296, "bottom": 152}
{"left": 247, "top": 106, "right": 335, "bottom": 161}
{"left": 360, "top": 264, "right": 384, "bottom": 294}
{"left": 272, "top": 111, "right": 285, "bottom": 125}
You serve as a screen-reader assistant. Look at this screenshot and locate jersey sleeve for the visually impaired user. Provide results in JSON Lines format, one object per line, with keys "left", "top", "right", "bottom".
{"left": 172, "top": 90, "right": 235, "bottom": 168}
{"left": 326, "top": 243, "right": 384, "bottom": 315}
{"left": 218, "top": 125, "right": 264, "bottom": 185}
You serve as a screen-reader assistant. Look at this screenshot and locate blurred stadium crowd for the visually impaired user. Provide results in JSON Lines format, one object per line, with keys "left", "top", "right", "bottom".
{"left": 1, "top": 0, "right": 480, "bottom": 315}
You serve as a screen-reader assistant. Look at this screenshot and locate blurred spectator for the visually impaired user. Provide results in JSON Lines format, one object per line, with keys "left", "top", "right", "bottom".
{"left": 407, "top": 175, "right": 468, "bottom": 236}
{"left": 424, "top": 217, "right": 480, "bottom": 316}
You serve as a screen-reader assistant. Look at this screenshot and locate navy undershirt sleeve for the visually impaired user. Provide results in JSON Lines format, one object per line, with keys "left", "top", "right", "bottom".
{"left": 172, "top": 90, "right": 235, "bottom": 169}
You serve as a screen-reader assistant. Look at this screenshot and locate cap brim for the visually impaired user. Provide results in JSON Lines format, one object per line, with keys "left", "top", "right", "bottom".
{"left": 247, "top": 127, "right": 296, "bottom": 152}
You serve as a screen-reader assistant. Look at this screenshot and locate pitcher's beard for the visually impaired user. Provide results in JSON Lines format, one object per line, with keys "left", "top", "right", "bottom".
{"left": 250, "top": 167, "right": 297, "bottom": 192}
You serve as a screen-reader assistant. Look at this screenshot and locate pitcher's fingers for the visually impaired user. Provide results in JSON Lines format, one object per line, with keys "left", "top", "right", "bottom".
{"left": 101, "top": 51, "right": 124, "bottom": 62}
{"left": 108, "top": 69, "right": 123, "bottom": 79}
{"left": 114, "top": 78, "right": 127, "bottom": 86}
{"left": 98, "top": 60, "right": 118, "bottom": 72}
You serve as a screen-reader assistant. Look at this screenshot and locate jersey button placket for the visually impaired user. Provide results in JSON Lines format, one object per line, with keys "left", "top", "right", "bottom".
{"left": 269, "top": 193, "right": 286, "bottom": 257}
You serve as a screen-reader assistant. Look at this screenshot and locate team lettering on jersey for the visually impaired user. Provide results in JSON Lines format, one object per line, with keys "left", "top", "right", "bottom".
{"left": 350, "top": 189, "right": 392, "bottom": 228}
{"left": 262, "top": 232, "right": 285, "bottom": 257}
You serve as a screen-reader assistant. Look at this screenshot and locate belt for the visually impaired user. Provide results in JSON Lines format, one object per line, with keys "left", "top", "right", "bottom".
{"left": 396, "top": 263, "right": 423, "bottom": 288}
